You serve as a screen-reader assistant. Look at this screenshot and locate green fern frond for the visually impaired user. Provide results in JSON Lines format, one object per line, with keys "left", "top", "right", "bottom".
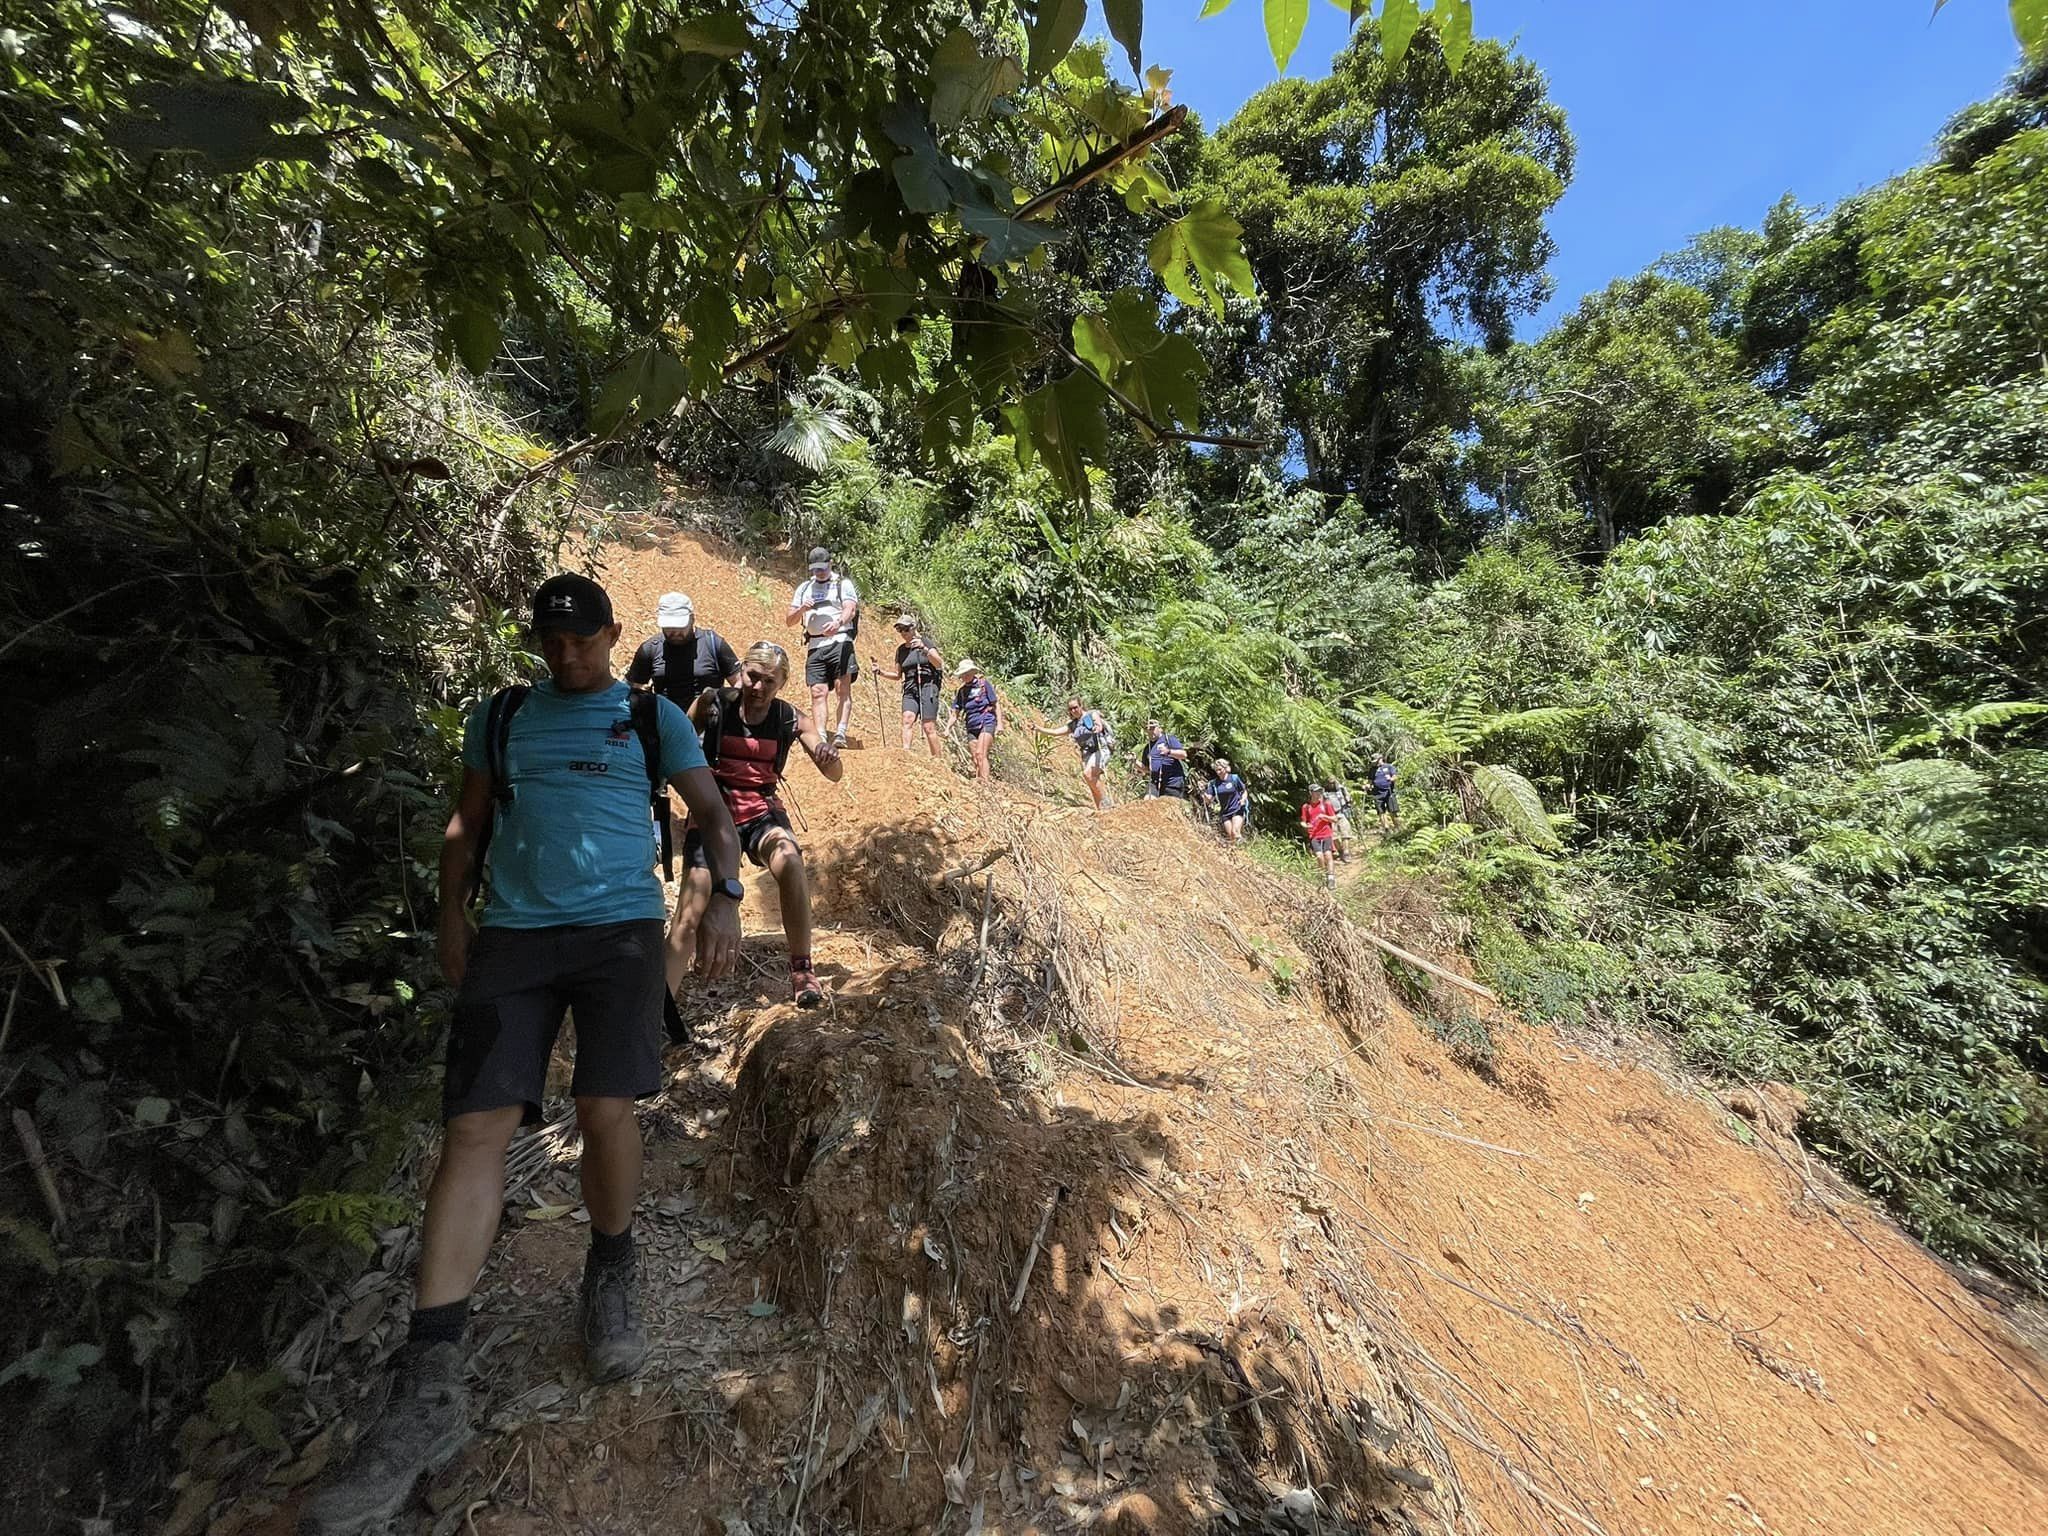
{"left": 1887, "top": 700, "right": 2048, "bottom": 757}
{"left": 1473, "top": 763, "right": 1563, "bottom": 848}
{"left": 1643, "top": 710, "right": 1736, "bottom": 788}
{"left": 1475, "top": 706, "right": 1589, "bottom": 755}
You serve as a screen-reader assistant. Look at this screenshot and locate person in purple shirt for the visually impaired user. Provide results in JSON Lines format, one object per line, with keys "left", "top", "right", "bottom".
{"left": 950, "top": 658, "right": 1002, "bottom": 783}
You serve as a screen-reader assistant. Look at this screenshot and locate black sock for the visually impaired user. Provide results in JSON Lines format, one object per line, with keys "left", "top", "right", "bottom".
{"left": 589, "top": 1224, "right": 634, "bottom": 1267}
{"left": 407, "top": 1297, "right": 469, "bottom": 1350}
{"left": 790, "top": 954, "right": 812, "bottom": 973}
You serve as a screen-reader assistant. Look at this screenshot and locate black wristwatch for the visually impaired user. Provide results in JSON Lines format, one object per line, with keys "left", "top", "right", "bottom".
{"left": 710, "top": 876, "right": 745, "bottom": 902}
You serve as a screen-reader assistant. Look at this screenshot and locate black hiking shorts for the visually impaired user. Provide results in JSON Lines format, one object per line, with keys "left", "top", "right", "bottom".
{"left": 902, "top": 678, "right": 941, "bottom": 722}
{"left": 805, "top": 641, "right": 854, "bottom": 688}
{"left": 443, "top": 919, "right": 666, "bottom": 1124}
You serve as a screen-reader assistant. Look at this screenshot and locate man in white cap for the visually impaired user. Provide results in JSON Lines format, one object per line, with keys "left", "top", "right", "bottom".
{"left": 625, "top": 591, "right": 739, "bottom": 715}
{"left": 785, "top": 546, "right": 860, "bottom": 750}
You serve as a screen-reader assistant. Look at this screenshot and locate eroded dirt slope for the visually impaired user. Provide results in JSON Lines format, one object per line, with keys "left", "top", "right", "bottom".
{"left": 229, "top": 509, "right": 2048, "bottom": 1536}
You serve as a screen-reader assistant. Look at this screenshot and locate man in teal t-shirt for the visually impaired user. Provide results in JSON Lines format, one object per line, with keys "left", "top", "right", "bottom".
{"left": 307, "top": 574, "right": 743, "bottom": 1536}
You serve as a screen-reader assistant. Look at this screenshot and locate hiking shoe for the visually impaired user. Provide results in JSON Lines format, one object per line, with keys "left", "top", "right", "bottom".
{"left": 831, "top": 730, "right": 849, "bottom": 752}
{"left": 791, "top": 969, "right": 826, "bottom": 1008}
{"left": 580, "top": 1256, "right": 649, "bottom": 1384}
{"left": 301, "top": 1342, "right": 470, "bottom": 1535}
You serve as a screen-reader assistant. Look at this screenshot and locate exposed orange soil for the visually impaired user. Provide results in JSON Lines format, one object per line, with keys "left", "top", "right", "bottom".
{"left": 229, "top": 508, "right": 2048, "bottom": 1536}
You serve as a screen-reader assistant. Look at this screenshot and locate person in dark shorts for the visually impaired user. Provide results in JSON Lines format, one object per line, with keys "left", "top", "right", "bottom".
{"left": 1207, "top": 758, "right": 1250, "bottom": 843}
{"left": 785, "top": 547, "right": 860, "bottom": 750}
{"left": 625, "top": 591, "right": 739, "bottom": 714}
{"left": 875, "top": 614, "right": 945, "bottom": 755}
{"left": 679, "top": 642, "right": 844, "bottom": 1006}
{"left": 1035, "top": 697, "right": 1114, "bottom": 811}
{"left": 951, "top": 657, "right": 1001, "bottom": 783}
{"left": 1370, "top": 753, "right": 1400, "bottom": 831}
{"left": 1323, "top": 777, "right": 1356, "bottom": 862}
{"left": 1300, "top": 785, "right": 1338, "bottom": 889}
{"left": 305, "top": 574, "right": 742, "bottom": 1536}
{"left": 1136, "top": 719, "right": 1189, "bottom": 799}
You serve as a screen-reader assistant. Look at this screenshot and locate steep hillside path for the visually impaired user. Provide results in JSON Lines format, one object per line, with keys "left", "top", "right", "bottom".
{"left": 238, "top": 509, "right": 2048, "bottom": 1536}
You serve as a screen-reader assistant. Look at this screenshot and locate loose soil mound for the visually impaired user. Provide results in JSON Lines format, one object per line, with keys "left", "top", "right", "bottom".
{"left": 224, "top": 512, "right": 2048, "bottom": 1536}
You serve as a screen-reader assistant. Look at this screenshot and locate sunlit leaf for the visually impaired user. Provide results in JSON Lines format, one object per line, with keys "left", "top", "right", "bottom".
{"left": 1148, "top": 199, "right": 1258, "bottom": 316}
{"left": 931, "top": 27, "right": 1023, "bottom": 130}
{"left": 1006, "top": 370, "right": 1108, "bottom": 503}
{"left": 1434, "top": 0, "right": 1473, "bottom": 73}
{"left": 591, "top": 346, "right": 688, "bottom": 437}
{"left": 1264, "top": 0, "right": 1310, "bottom": 73}
{"left": 2014, "top": 0, "right": 2048, "bottom": 62}
{"left": 1381, "top": 0, "right": 1424, "bottom": 68}
{"left": 960, "top": 200, "right": 1063, "bottom": 264}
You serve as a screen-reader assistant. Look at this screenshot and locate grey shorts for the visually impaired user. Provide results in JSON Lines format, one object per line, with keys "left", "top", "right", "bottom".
{"left": 902, "top": 679, "right": 940, "bottom": 722}
{"left": 443, "top": 919, "right": 666, "bottom": 1124}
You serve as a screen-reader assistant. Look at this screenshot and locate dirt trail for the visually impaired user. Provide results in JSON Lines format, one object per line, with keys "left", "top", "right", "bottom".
{"left": 235, "top": 509, "right": 2048, "bottom": 1536}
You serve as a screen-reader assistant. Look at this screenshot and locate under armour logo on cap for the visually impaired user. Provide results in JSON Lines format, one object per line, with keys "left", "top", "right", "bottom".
{"left": 531, "top": 573, "right": 613, "bottom": 635}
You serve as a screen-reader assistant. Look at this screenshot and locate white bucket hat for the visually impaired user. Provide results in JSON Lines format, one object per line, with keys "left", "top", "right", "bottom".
{"left": 655, "top": 591, "right": 693, "bottom": 627}
{"left": 952, "top": 657, "right": 977, "bottom": 678}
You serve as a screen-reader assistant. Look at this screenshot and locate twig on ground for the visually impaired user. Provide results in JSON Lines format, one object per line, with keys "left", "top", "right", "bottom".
{"left": 1008, "top": 1187, "right": 1066, "bottom": 1315}
{"left": 14, "top": 1108, "right": 67, "bottom": 1236}
{"left": 1375, "top": 1117, "right": 1534, "bottom": 1160}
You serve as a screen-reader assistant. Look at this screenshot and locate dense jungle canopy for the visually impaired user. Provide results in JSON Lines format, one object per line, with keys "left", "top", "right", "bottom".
{"left": 1, "top": 1, "right": 2045, "bottom": 1529}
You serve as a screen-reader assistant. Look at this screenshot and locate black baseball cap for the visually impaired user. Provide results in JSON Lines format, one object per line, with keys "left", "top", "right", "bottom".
{"left": 807, "top": 546, "right": 831, "bottom": 570}
{"left": 530, "top": 573, "right": 614, "bottom": 635}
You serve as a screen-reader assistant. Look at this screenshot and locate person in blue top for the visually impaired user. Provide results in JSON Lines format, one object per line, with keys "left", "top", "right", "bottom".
{"left": 1036, "top": 696, "right": 1114, "bottom": 811}
{"left": 1206, "top": 757, "right": 1250, "bottom": 843}
{"left": 1370, "top": 752, "right": 1400, "bottom": 831}
{"left": 306, "top": 574, "right": 742, "bottom": 1536}
{"left": 1136, "top": 719, "right": 1189, "bottom": 799}
{"left": 950, "top": 657, "right": 1002, "bottom": 783}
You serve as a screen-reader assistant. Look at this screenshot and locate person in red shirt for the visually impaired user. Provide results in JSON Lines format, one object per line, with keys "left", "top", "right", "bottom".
{"left": 1300, "top": 785, "right": 1338, "bottom": 890}
{"left": 677, "top": 642, "right": 844, "bottom": 1005}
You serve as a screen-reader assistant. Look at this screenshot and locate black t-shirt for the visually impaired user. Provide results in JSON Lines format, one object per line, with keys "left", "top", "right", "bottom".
{"left": 626, "top": 629, "right": 739, "bottom": 712}
{"left": 895, "top": 641, "right": 941, "bottom": 686}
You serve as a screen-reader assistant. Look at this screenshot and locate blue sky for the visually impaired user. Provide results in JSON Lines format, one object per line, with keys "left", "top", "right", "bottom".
{"left": 1115, "top": 1, "right": 2025, "bottom": 337}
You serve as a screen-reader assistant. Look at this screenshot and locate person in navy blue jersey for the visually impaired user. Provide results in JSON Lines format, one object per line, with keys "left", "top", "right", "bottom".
{"left": 950, "top": 658, "right": 1002, "bottom": 783}
{"left": 1207, "top": 758, "right": 1250, "bottom": 843}
{"left": 1136, "top": 719, "right": 1189, "bottom": 799}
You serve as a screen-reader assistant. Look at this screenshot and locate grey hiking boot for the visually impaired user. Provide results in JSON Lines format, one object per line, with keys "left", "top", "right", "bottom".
{"left": 580, "top": 1256, "right": 650, "bottom": 1383}
{"left": 301, "top": 1342, "right": 470, "bottom": 1535}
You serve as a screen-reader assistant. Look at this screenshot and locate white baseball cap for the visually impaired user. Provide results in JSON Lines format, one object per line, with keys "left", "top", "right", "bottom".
{"left": 655, "top": 592, "right": 693, "bottom": 627}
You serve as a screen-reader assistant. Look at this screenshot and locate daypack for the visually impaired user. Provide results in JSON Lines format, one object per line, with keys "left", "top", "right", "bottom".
{"left": 466, "top": 685, "right": 671, "bottom": 904}
{"left": 697, "top": 686, "right": 799, "bottom": 781}
{"left": 1075, "top": 710, "right": 1114, "bottom": 752}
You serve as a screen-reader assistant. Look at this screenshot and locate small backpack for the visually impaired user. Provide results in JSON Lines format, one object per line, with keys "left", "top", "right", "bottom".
{"left": 467, "top": 685, "right": 671, "bottom": 904}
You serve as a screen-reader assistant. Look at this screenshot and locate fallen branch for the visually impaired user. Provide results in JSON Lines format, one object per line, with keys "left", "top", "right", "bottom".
{"left": 1364, "top": 931, "right": 1498, "bottom": 1003}
{"left": 1008, "top": 1186, "right": 1067, "bottom": 1315}
{"left": 14, "top": 1108, "right": 67, "bottom": 1238}
{"left": 1377, "top": 1118, "right": 1533, "bottom": 1160}
{"left": 969, "top": 874, "right": 996, "bottom": 993}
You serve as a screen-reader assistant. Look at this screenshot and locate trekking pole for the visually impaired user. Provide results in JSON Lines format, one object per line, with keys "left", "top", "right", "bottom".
{"left": 780, "top": 774, "right": 810, "bottom": 834}
{"left": 871, "top": 666, "right": 888, "bottom": 749}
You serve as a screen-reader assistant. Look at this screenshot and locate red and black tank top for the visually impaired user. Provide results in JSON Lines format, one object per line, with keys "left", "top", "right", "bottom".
{"left": 711, "top": 699, "right": 796, "bottom": 824}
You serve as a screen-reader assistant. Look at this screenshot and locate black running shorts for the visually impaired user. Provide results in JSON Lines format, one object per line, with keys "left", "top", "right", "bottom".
{"left": 684, "top": 807, "right": 793, "bottom": 869}
{"left": 805, "top": 642, "right": 854, "bottom": 687}
{"left": 442, "top": 920, "right": 666, "bottom": 1124}
{"left": 902, "top": 678, "right": 940, "bottom": 722}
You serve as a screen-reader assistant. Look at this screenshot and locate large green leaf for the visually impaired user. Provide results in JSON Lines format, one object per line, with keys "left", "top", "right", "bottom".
{"left": 1263, "top": 0, "right": 1310, "bottom": 73}
{"left": 1104, "top": 0, "right": 1144, "bottom": 76}
{"left": 673, "top": 15, "right": 749, "bottom": 56}
{"left": 1380, "top": 0, "right": 1424, "bottom": 68}
{"left": 1027, "top": 0, "right": 1089, "bottom": 79}
{"left": 1005, "top": 370, "right": 1108, "bottom": 502}
{"left": 960, "top": 200, "right": 1063, "bottom": 264}
{"left": 2015, "top": 0, "right": 2048, "bottom": 62}
{"left": 1147, "top": 199, "right": 1258, "bottom": 316}
{"left": 1472, "top": 763, "right": 1560, "bottom": 848}
{"left": 591, "top": 346, "right": 688, "bottom": 437}
{"left": 1434, "top": 0, "right": 1473, "bottom": 73}
{"left": 1072, "top": 287, "right": 1206, "bottom": 434}
{"left": 931, "top": 27, "right": 1023, "bottom": 130}
{"left": 447, "top": 306, "right": 501, "bottom": 376}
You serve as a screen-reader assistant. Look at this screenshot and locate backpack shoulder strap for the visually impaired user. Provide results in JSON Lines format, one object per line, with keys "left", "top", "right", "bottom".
{"left": 700, "top": 687, "right": 739, "bottom": 767}
{"left": 628, "top": 689, "right": 663, "bottom": 795}
{"left": 771, "top": 701, "right": 800, "bottom": 777}
{"left": 485, "top": 684, "right": 532, "bottom": 803}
